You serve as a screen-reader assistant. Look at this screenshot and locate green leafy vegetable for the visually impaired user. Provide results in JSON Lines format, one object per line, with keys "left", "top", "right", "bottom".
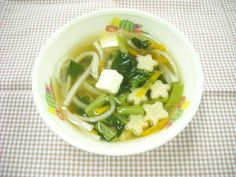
{"left": 128, "top": 69, "right": 152, "bottom": 88}
{"left": 117, "top": 105, "right": 145, "bottom": 115}
{"left": 102, "top": 113, "right": 129, "bottom": 136}
{"left": 95, "top": 122, "right": 117, "bottom": 141}
{"left": 116, "top": 80, "right": 131, "bottom": 95}
{"left": 131, "top": 37, "right": 151, "bottom": 49}
{"left": 111, "top": 50, "right": 134, "bottom": 76}
{"left": 67, "top": 60, "right": 85, "bottom": 78}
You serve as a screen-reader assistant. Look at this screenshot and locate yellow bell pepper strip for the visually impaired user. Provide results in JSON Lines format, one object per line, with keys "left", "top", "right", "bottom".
{"left": 150, "top": 41, "right": 166, "bottom": 51}
{"left": 95, "top": 105, "right": 110, "bottom": 115}
{"left": 135, "top": 70, "right": 161, "bottom": 97}
{"left": 127, "top": 46, "right": 139, "bottom": 56}
{"left": 99, "top": 59, "right": 105, "bottom": 74}
{"left": 141, "top": 118, "right": 169, "bottom": 137}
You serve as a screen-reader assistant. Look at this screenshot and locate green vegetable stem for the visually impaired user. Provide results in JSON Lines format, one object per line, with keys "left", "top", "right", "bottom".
{"left": 117, "top": 105, "right": 145, "bottom": 115}
{"left": 85, "top": 94, "right": 108, "bottom": 116}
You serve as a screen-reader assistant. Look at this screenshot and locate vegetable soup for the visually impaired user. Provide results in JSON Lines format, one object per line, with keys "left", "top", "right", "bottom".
{"left": 50, "top": 18, "right": 184, "bottom": 142}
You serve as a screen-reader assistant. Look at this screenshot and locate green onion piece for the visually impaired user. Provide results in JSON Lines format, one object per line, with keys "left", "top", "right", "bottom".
{"left": 95, "top": 122, "right": 117, "bottom": 141}
{"left": 117, "top": 105, "right": 145, "bottom": 115}
{"left": 165, "top": 83, "right": 184, "bottom": 110}
{"left": 85, "top": 94, "right": 108, "bottom": 116}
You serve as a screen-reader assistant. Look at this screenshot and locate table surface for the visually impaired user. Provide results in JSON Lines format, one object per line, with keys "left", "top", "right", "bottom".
{"left": 0, "top": 0, "right": 235, "bottom": 177}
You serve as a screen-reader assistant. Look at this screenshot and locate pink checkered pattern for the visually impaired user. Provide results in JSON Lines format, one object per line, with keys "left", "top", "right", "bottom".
{"left": 0, "top": 0, "right": 235, "bottom": 177}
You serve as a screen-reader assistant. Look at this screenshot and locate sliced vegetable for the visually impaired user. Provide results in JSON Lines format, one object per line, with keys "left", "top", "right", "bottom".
{"left": 95, "top": 105, "right": 110, "bottom": 115}
{"left": 99, "top": 59, "right": 105, "bottom": 74}
{"left": 135, "top": 70, "right": 161, "bottom": 97}
{"left": 128, "top": 69, "right": 152, "bottom": 88}
{"left": 127, "top": 39, "right": 139, "bottom": 51}
{"left": 102, "top": 113, "right": 129, "bottom": 136}
{"left": 127, "top": 88, "right": 148, "bottom": 105}
{"left": 95, "top": 122, "right": 117, "bottom": 141}
{"left": 117, "top": 105, "right": 145, "bottom": 115}
{"left": 165, "top": 83, "right": 184, "bottom": 110}
{"left": 141, "top": 118, "right": 169, "bottom": 137}
{"left": 67, "top": 60, "right": 85, "bottom": 78}
{"left": 73, "top": 98, "right": 115, "bottom": 123}
{"left": 127, "top": 46, "right": 139, "bottom": 56}
{"left": 131, "top": 37, "right": 151, "bottom": 49}
{"left": 116, "top": 80, "right": 131, "bottom": 95}
{"left": 85, "top": 94, "right": 108, "bottom": 116}
{"left": 119, "top": 19, "right": 135, "bottom": 32}
{"left": 111, "top": 50, "right": 133, "bottom": 76}
{"left": 150, "top": 41, "right": 166, "bottom": 51}
{"left": 117, "top": 35, "right": 128, "bottom": 53}
{"left": 114, "top": 93, "right": 128, "bottom": 106}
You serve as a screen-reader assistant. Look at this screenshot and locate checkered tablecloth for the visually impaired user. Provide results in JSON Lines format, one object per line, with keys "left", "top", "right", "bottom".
{"left": 0, "top": 0, "right": 235, "bottom": 177}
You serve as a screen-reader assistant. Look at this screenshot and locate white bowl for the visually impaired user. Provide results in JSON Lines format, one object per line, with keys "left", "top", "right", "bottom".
{"left": 32, "top": 8, "right": 203, "bottom": 156}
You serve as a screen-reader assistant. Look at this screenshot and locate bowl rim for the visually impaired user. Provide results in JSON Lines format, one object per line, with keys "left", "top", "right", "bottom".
{"left": 32, "top": 8, "right": 203, "bottom": 156}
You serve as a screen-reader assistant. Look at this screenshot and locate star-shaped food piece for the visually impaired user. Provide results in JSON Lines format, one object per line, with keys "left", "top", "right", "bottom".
{"left": 143, "top": 102, "right": 169, "bottom": 126}
{"left": 125, "top": 114, "right": 149, "bottom": 136}
{"left": 150, "top": 80, "right": 170, "bottom": 99}
{"left": 136, "top": 54, "right": 158, "bottom": 72}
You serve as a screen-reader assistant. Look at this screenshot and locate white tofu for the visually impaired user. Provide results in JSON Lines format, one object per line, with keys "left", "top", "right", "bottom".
{"left": 95, "top": 69, "right": 123, "bottom": 94}
{"left": 99, "top": 34, "right": 118, "bottom": 48}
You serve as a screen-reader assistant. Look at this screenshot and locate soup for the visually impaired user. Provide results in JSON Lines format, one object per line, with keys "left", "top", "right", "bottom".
{"left": 51, "top": 18, "right": 184, "bottom": 142}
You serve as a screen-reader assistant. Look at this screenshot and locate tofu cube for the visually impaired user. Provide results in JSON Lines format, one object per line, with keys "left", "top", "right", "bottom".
{"left": 95, "top": 69, "right": 123, "bottom": 94}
